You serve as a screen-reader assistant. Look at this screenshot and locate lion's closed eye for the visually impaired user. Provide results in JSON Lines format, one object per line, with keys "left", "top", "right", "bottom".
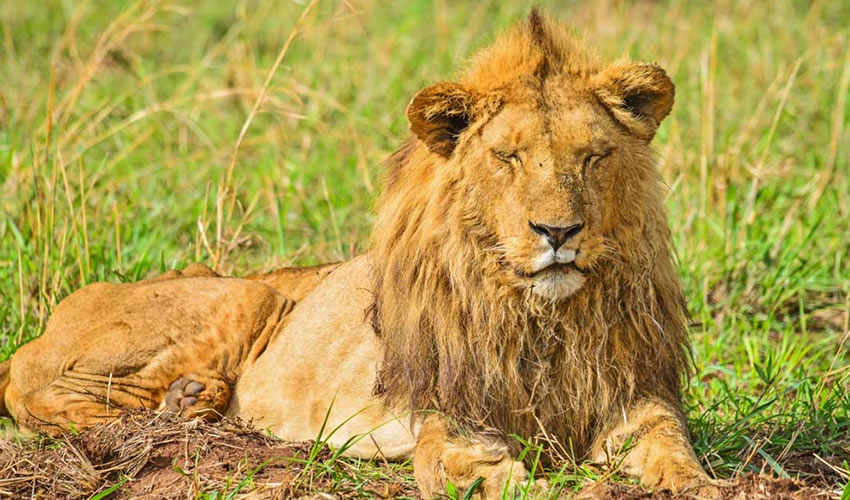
{"left": 581, "top": 151, "right": 613, "bottom": 176}
{"left": 582, "top": 152, "right": 610, "bottom": 169}
{"left": 492, "top": 149, "right": 521, "bottom": 167}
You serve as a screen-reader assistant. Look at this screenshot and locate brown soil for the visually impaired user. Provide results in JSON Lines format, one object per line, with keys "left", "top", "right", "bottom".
{"left": 0, "top": 411, "right": 842, "bottom": 499}
{"left": 580, "top": 474, "right": 839, "bottom": 499}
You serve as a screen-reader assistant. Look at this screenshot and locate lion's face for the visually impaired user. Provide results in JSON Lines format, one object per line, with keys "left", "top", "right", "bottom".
{"left": 407, "top": 59, "right": 673, "bottom": 301}
{"left": 461, "top": 90, "right": 624, "bottom": 299}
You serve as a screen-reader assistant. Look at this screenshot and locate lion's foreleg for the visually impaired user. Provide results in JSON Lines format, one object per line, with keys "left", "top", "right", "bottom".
{"left": 591, "top": 399, "right": 718, "bottom": 495}
{"left": 413, "top": 415, "right": 529, "bottom": 499}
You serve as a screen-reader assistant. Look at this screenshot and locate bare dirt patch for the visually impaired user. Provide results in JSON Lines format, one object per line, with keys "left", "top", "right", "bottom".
{"left": 0, "top": 410, "right": 417, "bottom": 499}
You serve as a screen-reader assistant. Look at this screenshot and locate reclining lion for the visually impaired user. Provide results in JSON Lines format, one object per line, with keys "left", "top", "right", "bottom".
{"left": 0, "top": 10, "right": 716, "bottom": 498}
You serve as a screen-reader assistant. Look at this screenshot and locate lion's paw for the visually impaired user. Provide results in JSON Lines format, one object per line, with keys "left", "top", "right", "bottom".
{"left": 439, "top": 442, "right": 532, "bottom": 499}
{"left": 679, "top": 479, "right": 727, "bottom": 499}
{"left": 164, "top": 374, "right": 230, "bottom": 420}
{"left": 641, "top": 459, "right": 725, "bottom": 499}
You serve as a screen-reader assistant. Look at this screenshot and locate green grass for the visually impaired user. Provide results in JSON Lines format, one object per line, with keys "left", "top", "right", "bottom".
{"left": 1, "top": 0, "right": 849, "bottom": 496}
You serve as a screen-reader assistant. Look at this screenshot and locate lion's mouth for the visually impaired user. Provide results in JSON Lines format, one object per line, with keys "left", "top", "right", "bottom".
{"left": 514, "top": 261, "right": 584, "bottom": 279}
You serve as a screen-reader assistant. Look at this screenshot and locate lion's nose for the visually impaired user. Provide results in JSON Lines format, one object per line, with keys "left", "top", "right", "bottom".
{"left": 529, "top": 220, "right": 584, "bottom": 251}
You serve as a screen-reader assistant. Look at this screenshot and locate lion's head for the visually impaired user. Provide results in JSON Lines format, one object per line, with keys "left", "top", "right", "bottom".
{"left": 372, "top": 10, "right": 689, "bottom": 456}
{"left": 393, "top": 10, "right": 673, "bottom": 302}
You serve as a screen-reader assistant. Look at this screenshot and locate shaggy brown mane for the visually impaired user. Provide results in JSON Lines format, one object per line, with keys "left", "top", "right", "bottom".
{"left": 371, "top": 10, "right": 690, "bottom": 460}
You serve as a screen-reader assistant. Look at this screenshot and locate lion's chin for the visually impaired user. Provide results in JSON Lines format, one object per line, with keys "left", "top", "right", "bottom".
{"left": 529, "top": 269, "right": 586, "bottom": 300}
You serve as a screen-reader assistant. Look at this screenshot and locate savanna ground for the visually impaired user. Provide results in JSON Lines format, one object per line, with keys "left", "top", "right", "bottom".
{"left": 0, "top": 0, "right": 849, "bottom": 498}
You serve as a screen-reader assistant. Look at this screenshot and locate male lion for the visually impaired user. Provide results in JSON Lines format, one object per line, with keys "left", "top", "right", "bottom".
{"left": 0, "top": 10, "right": 716, "bottom": 498}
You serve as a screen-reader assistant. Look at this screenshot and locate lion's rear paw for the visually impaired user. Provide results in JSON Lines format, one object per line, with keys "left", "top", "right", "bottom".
{"left": 164, "top": 374, "right": 230, "bottom": 420}
{"left": 165, "top": 377, "right": 204, "bottom": 410}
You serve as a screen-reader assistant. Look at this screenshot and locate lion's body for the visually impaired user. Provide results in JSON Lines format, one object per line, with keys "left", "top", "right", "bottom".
{"left": 0, "top": 10, "right": 718, "bottom": 498}
{"left": 3, "top": 259, "right": 416, "bottom": 457}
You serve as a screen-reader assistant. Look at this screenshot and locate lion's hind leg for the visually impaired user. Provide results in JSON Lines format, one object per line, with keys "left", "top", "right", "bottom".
{"left": 11, "top": 371, "right": 160, "bottom": 436}
{"left": 12, "top": 369, "right": 234, "bottom": 435}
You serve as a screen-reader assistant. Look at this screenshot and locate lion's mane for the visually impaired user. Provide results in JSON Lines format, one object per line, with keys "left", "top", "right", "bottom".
{"left": 371, "top": 12, "right": 690, "bottom": 458}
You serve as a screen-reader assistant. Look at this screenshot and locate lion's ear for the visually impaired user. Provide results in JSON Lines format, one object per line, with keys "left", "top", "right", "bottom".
{"left": 407, "top": 82, "right": 476, "bottom": 158}
{"left": 593, "top": 62, "right": 675, "bottom": 142}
